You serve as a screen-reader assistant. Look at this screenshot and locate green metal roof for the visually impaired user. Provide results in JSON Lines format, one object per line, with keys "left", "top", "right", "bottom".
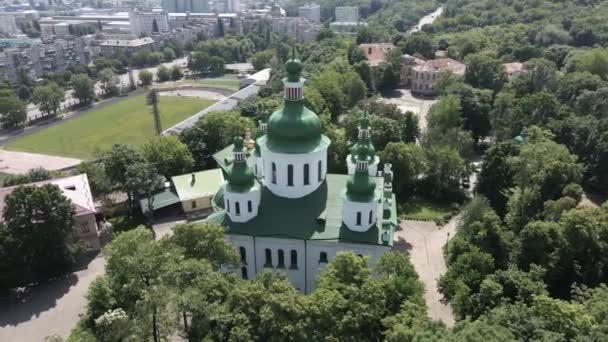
{"left": 139, "top": 186, "right": 180, "bottom": 212}
{"left": 205, "top": 174, "right": 397, "bottom": 246}
{"left": 172, "top": 168, "right": 224, "bottom": 201}
{"left": 266, "top": 101, "right": 325, "bottom": 153}
{"left": 213, "top": 144, "right": 255, "bottom": 172}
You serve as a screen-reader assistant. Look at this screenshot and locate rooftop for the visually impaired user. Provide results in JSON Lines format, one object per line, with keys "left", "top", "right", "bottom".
{"left": 503, "top": 62, "right": 524, "bottom": 73}
{"left": 172, "top": 168, "right": 224, "bottom": 201}
{"left": 100, "top": 37, "right": 155, "bottom": 47}
{"left": 207, "top": 174, "right": 396, "bottom": 246}
{"left": 414, "top": 58, "right": 466, "bottom": 74}
{"left": 359, "top": 43, "right": 395, "bottom": 66}
{"left": 0, "top": 174, "right": 96, "bottom": 221}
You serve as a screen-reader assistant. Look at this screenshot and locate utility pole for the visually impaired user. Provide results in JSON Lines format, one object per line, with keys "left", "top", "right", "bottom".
{"left": 146, "top": 89, "right": 162, "bottom": 135}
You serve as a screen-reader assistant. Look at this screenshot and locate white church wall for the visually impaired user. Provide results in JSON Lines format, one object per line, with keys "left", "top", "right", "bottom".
{"left": 342, "top": 197, "right": 378, "bottom": 232}
{"left": 224, "top": 185, "right": 261, "bottom": 223}
{"left": 261, "top": 146, "right": 328, "bottom": 199}
{"left": 254, "top": 237, "right": 306, "bottom": 291}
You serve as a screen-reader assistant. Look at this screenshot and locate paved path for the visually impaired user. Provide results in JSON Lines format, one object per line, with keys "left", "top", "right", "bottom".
{"left": 381, "top": 89, "right": 437, "bottom": 131}
{"left": 394, "top": 218, "right": 457, "bottom": 326}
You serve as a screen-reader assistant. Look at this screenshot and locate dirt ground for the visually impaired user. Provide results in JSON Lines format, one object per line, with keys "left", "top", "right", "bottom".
{"left": 0, "top": 150, "right": 81, "bottom": 175}
{"left": 158, "top": 89, "right": 227, "bottom": 101}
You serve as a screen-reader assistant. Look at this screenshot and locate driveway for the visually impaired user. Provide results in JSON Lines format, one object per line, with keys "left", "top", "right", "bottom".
{"left": 381, "top": 89, "right": 437, "bottom": 131}
{"left": 0, "top": 218, "right": 185, "bottom": 341}
{"left": 394, "top": 218, "right": 457, "bottom": 326}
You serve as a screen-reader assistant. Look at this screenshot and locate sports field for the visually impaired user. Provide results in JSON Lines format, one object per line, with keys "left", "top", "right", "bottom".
{"left": 5, "top": 94, "right": 215, "bottom": 159}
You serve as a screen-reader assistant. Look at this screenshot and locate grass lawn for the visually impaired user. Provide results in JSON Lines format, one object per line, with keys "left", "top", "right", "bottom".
{"left": 399, "top": 198, "right": 455, "bottom": 221}
{"left": 0, "top": 172, "right": 10, "bottom": 185}
{"left": 5, "top": 94, "right": 215, "bottom": 159}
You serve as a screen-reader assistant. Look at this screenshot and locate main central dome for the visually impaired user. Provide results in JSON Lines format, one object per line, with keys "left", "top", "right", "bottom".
{"left": 265, "top": 51, "right": 325, "bottom": 154}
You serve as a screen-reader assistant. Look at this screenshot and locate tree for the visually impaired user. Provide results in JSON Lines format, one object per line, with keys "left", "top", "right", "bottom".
{"left": 17, "top": 85, "right": 31, "bottom": 102}
{"left": 399, "top": 32, "right": 437, "bottom": 59}
{"left": 476, "top": 141, "right": 520, "bottom": 217}
{"left": 381, "top": 142, "right": 426, "bottom": 196}
{"left": 162, "top": 47, "right": 176, "bottom": 62}
{"left": 464, "top": 52, "right": 508, "bottom": 92}
{"left": 170, "top": 65, "right": 183, "bottom": 81}
{"left": 75, "top": 161, "right": 112, "bottom": 198}
{"left": 403, "top": 111, "right": 420, "bottom": 143}
{"left": 125, "top": 163, "right": 164, "bottom": 222}
{"left": 71, "top": 74, "right": 96, "bottom": 105}
{"left": 2, "top": 167, "right": 54, "bottom": 187}
{"left": 32, "top": 82, "right": 65, "bottom": 116}
{"left": 139, "top": 70, "right": 153, "bottom": 86}
{"left": 98, "top": 68, "right": 119, "bottom": 96}
{"left": 155, "top": 65, "right": 170, "bottom": 83}
{"left": 141, "top": 135, "right": 194, "bottom": 178}
{"left": 378, "top": 63, "right": 401, "bottom": 92}
{"left": 102, "top": 144, "right": 144, "bottom": 213}
{"left": 1, "top": 184, "right": 75, "bottom": 289}
{"left": 251, "top": 49, "right": 273, "bottom": 70}
{"left": 424, "top": 146, "right": 465, "bottom": 199}
{"left": 0, "top": 95, "right": 26, "bottom": 129}
{"left": 169, "top": 223, "right": 239, "bottom": 270}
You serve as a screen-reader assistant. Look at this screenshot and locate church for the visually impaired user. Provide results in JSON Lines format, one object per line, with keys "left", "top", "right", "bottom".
{"left": 205, "top": 53, "right": 398, "bottom": 293}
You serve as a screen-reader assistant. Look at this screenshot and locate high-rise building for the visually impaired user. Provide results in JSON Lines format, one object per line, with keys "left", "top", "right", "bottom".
{"left": 298, "top": 3, "right": 320, "bottom": 23}
{"left": 161, "top": 0, "right": 209, "bottom": 13}
{"left": 129, "top": 10, "right": 170, "bottom": 36}
{"left": 335, "top": 6, "right": 359, "bottom": 22}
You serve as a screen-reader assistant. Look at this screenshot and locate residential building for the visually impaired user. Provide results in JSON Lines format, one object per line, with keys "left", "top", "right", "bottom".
{"left": 0, "top": 13, "right": 19, "bottom": 35}
{"left": 129, "top": 9, "right": 170, "bottom": 36}
{"left": 411, "top": 58, "right": 466, "bottom": 96}
{"left": 99, "top": 37, "right": 155, "bottom": 57}
{"left": 271, "top": 17, "right": 319, "bottom": 42}
{"left": 503, "top": 62, "right": 524, "bottom": 80}
{"left": 204, "top": 56, "right": 397, "bottom": 293}
{"left": 172, "top": 169, "right": 224, "bottom": 219}
{"left": 330, "top": 6, "right": 363, "bottom": 33}
{"left": 358, "top": 42, "right": 395, "bottom": 66}
{"left": 161, "top": 0, "right": 209, "bottom": 13}
{"left": 298, "top": 3, "right": 320, "bottom": 23}
{"left": 335, "top": 6, "right": 358, "bottom": 22}
{"left": 0, "top": 174, "right": 101, "bottom": 251}
{"left": 400, "top": 54, "right": 425, "bottom": 87}
{"left": 0, "top": 38, "right": 92, "bottom": 86}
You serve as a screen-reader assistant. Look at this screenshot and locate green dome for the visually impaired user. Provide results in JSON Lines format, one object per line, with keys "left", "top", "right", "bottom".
{"left": 285, "top": 47, "right": 303, "bottom": 82}
{"left": 266, "top": 99, "right": 322, "bottom": 153}
{"left": 226, "top": 137, "right": 255, "bottom": 192}
{"left": 350, "top": 140, "right": 375, "bottom": 162}
{"left": 346, "top": 170, "right": 376, "bottom": 202}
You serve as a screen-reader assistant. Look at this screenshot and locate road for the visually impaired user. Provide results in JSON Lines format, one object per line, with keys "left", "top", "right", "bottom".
{"left": 0, "top": 219, "right": 185, "bottom": 341}
{"left": 394, "top": 218, "right": 457, "bottom": 326}
{"left": 408, "top": 6, "right": 444, "bottom": 33}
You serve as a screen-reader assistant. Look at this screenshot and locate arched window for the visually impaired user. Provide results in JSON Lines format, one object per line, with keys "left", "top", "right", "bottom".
{"left": 271, "top": 162, "right": 277, "bottom": 184}
{"left": 356, "top": 212, "right": 361, "bottom": 225}
{"left": 226, "top": 199, "right": 230, "bottom": 213}
{"left": 277, "top": 249, "right": 285, "bottom": 268}
{"left": 235, "top": 202, "right": 241, "bottom": 216}
{"left": 287, "top": 164, "right": 294, "bottom": 186}
{"left": 248, "top": 200, "right": 252, "bottom": 213}
{"left": 239, "top": 247, "right": 247, "bottom": 264}
{"left": 303, "top": 164, "right": 310, "bottom": 185}
{"left": 369, "top": 210, "right": 373, "bottom": 224}
{"left": 319, "top": 252, "right": 328, "bottom": 263}
{"left": 264, "top": 248, "right": 272, "bottom": 267}
{"left": 318, "top": 160, "right": 322, "bottom": 182}
{"left": 255, "top": 164, "right": 258, "bottom": 175}
{"left": 290, "top": 250, "right": 298, "bottom": 269}
{"left": 241, "top": 266, "right": 248, "bottom": 279}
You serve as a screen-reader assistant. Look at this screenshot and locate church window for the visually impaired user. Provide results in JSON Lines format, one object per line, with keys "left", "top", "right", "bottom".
{"left": 356, "top": 212, "right": 362, "bottom": 225}
{"left": 287, "top": 164, "right": 294, "bottom": 186}
{"left": 369, "top": 210, "right": 373, "bottom": 224}
{"left": 318, "top": 161, "right": 322, "bottom": 182}
{"left": 319, "top": 252, "right": 328, "bottom": 263}
{"left": 235, "top": 202, "right": 241, "bottom": 216}
{"left": 239, "top": 247, "right": 247, "bottom": 264}
{"left": 241, "top": 266, "right": 248, "bottom": 279}
{"left": 255, "top": 164, "right": 258, "bottom": 175}
{"left": 227, "top": 200, "right": 230, "bottom": 213}
{"left": 271, "top": 162, "right": 277, "bottom": 184}
{"left": 191, "top": 200, "right": 197, "bottom": 209}
{"left": 303, "top": 164, "right": 310, "bottom": 185}
{"left": 264, "top": 248, "right": 272, "bottom": 267}
{"left": 278, "top": 249, "right": 285, "bottom": 268}
{"left": 248, "top": 201, "right": 253, "bottom": 212}
{"left": 290, "top": 250, "right": 298, "bottom": 269}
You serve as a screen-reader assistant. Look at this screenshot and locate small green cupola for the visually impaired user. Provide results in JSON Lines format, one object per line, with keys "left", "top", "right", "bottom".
{"left": 265, "top": 47, "right": 324, "bottom": 153}
{"left": 350, "top": 111, "right": 376, "bottom": 164}
{"left": 225, "top": 136, "right": 255, "bottom": 192}
{"left": 345, "top": 144, "right": 376, "bottom": 202}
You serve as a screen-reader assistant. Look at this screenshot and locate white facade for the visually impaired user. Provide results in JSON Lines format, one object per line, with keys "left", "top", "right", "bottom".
{"left": 342, "top": 195, "right": 378, "bottom": 232}
{"left": 298, "top": 4, "right": 321, "bottom": 23}
{"left": 129, "top": 10, "right": 169, "bottom": 36}
{"left": 224, "top": 184, "right": 261, "bottom": 223}
{"left": 227, "top": 234, "right": 391, "bottom": 293}
{"left": 261, "top": 146, "right": 328, "bottom": 199}
{"left": 335, "top": 6, "right": 359, "bottom": 22}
